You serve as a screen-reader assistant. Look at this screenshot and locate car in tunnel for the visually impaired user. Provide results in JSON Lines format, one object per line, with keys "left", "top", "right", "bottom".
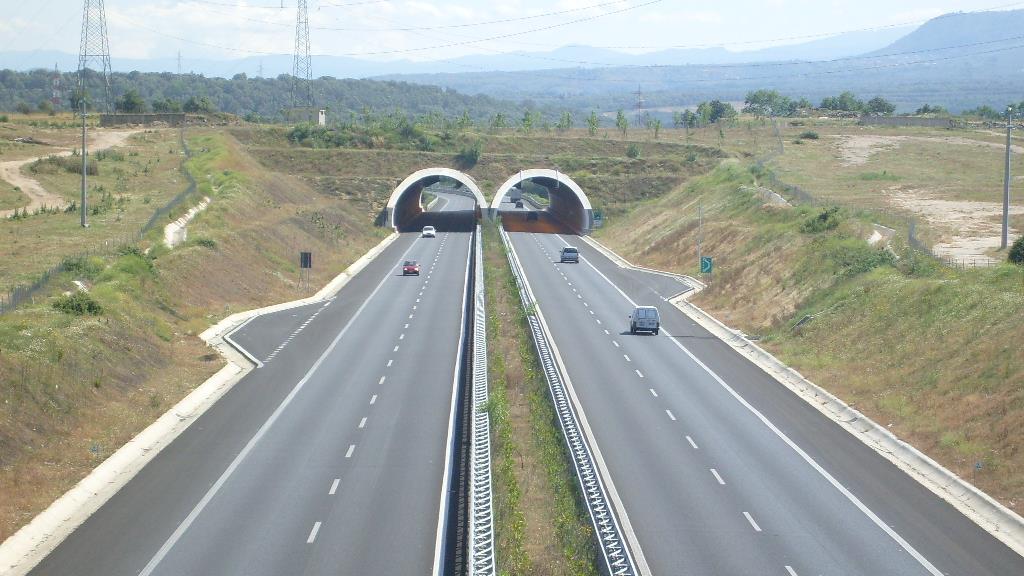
{"left": 402, "top": 260, "right": 420, "bottom": 275}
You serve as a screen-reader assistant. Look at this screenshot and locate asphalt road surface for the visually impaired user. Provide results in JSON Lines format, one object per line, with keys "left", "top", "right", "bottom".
{"left": 507, "top": 230, "right": 1024, "bottom": 576}
{"left": 30, "top": 192, "right": 477, "bottom": 576}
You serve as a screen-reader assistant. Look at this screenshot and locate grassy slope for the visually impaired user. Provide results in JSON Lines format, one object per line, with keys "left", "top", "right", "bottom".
{"left": 598, "top": 160, "right": 1024, "bottom": 514}
{"left": 0, "top": 128, "right": 383, "bottom": 541}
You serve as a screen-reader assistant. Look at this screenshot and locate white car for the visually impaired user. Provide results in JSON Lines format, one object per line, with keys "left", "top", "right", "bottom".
{"left": 422, "top": 226, "right": 436, "bottom": 238}
{"left": 629, "top": 306, "right": 661, "bottom": 335}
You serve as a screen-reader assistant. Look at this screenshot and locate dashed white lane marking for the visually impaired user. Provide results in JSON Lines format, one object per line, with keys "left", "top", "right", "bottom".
{"left": 329, "top": 479, "right": 340, "bottom": 495}
{"left": 589, "top": 310, "right": 594, "bottom": 315}
{"left": 413, "top": 305, "right": 418, "bottom": 310}
{"left": 307, "top": 521, "right": 322, "bottom": 543}
{"left": 358, "top": 417, "right": 367, "bottom": 429}
{"left": 345, "top": 444, "right": 355, "bottom": 458}
{"left": 370, "top": 394, "right": 377, "bottom": 405}
{"left": 710, "top": 469, "right": 726, "bottom": 485}
{"left": 613, "top": 341, "right": 620, "bottom": 348}
{"left": 623, "top": 354, "right": 631, "bottom": 362}
{"left": 785, "top": 566, "right": 798, "bottom": 576}
{"left": 409, "top": 314, "right": 414, "bottom": 319}
{"left": 387, "top": 359, "right": 393, "bottom": 367}
{"left": 378, "top": 376, "right": 386, "bottom": 385}
{"left": 649, "top": 388, "right": 658, "bottom": 397}
{"left": 666, "top": 409, "right": 676, "bottom": 421}
{"left": 393, "top": 345, "right": 400, "bottom": 352}
{"left": 686, "top": 435, "right": 699, "bottom": 449}
{"left": 584, "top": 302, "right": 590, "bottom": 307}
{"left": 604, "top": 329, "right": 610, "bottom": 335}
{"left": 404, "top": 324, "right": 409, "bottom": 329}
{"left": 399, "top": 334, "right": 405, "bottom": 340}
{"left": 635, "top": 370, "right": 644, "bottom": 378}
{"left": 416, "top": 298, "right": 420, "bottom": 303}
{"left": 743, "top": 512, "right": 762, "bottom": 532}
{"left": 577, "top": 294, "right": 582, "bottom": 299}
{"left": 596, "top": 319, "right": 602, "bottom": 325}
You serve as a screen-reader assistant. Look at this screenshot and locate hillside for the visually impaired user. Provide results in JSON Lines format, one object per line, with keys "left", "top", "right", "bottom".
{"left": 0, "top": 70, "right": 532, "bottom": 122}
{"left": 378, "top": 9, "right": 1024, "bottom": 114}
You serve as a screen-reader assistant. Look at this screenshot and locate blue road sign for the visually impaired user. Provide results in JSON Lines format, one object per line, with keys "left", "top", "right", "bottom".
{"left": 700, "top": 256, "right": 713, "bottom": 274}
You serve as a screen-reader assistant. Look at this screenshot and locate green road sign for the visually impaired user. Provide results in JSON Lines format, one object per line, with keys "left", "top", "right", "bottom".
{"left": 700, "top": 256, "right": 713, "bottom": 274}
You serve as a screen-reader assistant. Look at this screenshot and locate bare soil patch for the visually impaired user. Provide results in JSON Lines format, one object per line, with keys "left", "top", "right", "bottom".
{"left": 886, "top": 187, "right": 1024, "bottom": 262}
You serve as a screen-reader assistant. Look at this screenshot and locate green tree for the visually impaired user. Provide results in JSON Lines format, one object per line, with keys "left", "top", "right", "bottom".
{"left": 152, "top": 98, "right": 182, "bottom": 113}
{"left": 1009, "top": 235, "right": 1024, "bottom": 264}
{"left": 489, "top": 112, "right": 507, "bottom": 130}
{"left": 37, "top": 99, "right": 54, "bottom": 115}
{"left": 556, "top": 111, "right": 573, "bottom": 132}
{"left": 615, "top": 109, "right": 628, "bottom": 137}
{"left": 456, "top": 110, "right": 472, "bottom": 130}
{"left": 821, "top": 91, "right": 863, "bottom": 113}
{"left": 587, "top": 110, "right": 599, "bottom": 136}
{"left": 115, "top": 89, "right": 146, "bottom": 113}
{"left": 16, "top": 101, "right": 31, "bottom": 115}
{"left": 743, "top": 89, "right": 795, "bottom": 118}
{"left": 866, "top": 96, "right": 895, "bottom": 116}
{"left": 520, "top": 109, "right": 534, "bottom": 132}
{"left": 183, "top": 95, "right": 215, "bottom": 113}
{"left": 647, "top": 117, "right": 662, "bottom": 139}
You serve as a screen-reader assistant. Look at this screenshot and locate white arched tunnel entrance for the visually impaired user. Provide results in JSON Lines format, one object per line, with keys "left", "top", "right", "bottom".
{"left": 385, "top": 168, "right": 485, "bottom": 232}
{"left": 489, "top": 169, "right": 593, "bottom": 235}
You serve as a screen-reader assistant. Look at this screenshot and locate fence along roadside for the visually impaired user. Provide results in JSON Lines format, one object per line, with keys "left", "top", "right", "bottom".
{"left": 0, "top": 126, "right": 197, "bottom": 316}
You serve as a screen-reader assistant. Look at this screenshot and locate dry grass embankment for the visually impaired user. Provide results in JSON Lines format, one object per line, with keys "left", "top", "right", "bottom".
{"left": 484, "top": 223, "right": 598, "bottom": 576}
{"left": 0, "top": 127, "right": 384, "bottom": 542}
{"left": 598, "top": 159, "right": 1024, "bottom": 515}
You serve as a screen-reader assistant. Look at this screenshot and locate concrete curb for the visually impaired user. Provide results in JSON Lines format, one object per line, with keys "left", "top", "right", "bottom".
{"left": 587, "top": 238, "right": 1024, "bottom": 558}
{"left": 0, "top": 231, "right": 400, "bottom": 576}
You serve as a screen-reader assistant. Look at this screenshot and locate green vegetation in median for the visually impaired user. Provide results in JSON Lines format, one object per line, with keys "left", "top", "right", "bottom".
{"left": 483, "top": 223, "right": 598, "bottom": 576}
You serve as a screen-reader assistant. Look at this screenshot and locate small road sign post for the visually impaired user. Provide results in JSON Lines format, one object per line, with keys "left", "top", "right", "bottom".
{"left": 300, "top": 251, "right": 312, "bottom": 291}
{"left": 700, "top": 256, "right": 713, "bottom": 275}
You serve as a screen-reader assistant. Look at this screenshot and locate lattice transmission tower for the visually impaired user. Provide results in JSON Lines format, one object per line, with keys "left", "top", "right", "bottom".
{"left": 293, "top": 0, "right": 313, "bottom": 108}
{"left": 78, "top": 0, "right": 112, "bottom": 113}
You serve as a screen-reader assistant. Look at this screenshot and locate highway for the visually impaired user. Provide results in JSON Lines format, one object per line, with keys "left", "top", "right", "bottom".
{"left": 30, "top": 191, "right": 477, "bottom": 576}
{"left": 506, "top": 229, "right": 1024, "bottom": 576}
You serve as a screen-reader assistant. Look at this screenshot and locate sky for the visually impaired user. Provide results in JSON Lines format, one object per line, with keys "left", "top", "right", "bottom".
{"left": 0, "top": 0, "right": 1021, "bottom": 67}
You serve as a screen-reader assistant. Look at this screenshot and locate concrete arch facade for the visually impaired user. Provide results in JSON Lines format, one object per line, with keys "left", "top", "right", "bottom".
{"left": 385, "top": 167, "right": 485, "bottom": 230}
{"left": 490, "top": 169, "right": 593, "bottom": 234}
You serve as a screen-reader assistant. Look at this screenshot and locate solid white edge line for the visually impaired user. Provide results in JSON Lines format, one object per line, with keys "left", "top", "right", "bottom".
{"left": 307, "top": 521, "right": 322, "bottom": 544}
{"left": 505, "top": 231, "right": 651, "bottom": 576}
{"left": 135, "top": 236, "right": 423, "bottom": 576}
{"left": 223, "top": 315, "right": 263, "bottom": 369}
{"left": 431, "top": 229, "right": 474, "bottom": 576}
{"left": 744, "top": 512, "right": 762, "bottom": 532}
{"left": 565, "top": 233, "right": 946, "bottom": 576}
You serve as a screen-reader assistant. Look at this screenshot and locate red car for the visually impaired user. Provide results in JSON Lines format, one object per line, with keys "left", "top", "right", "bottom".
{"left": 402, "top": 260, "right": 420, "bottom": 275}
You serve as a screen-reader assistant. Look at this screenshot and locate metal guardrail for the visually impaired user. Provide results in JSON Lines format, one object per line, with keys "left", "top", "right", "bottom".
{"left": 498, "top": 226, "right": 637, "bottom": 576}
{"left": 469, "top": 225, "right": 496, "bottom": 575}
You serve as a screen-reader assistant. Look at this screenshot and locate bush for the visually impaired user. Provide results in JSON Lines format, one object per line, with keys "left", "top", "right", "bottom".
{"left": 626, "top": 143, "right": 641, "bottom": 158}
{"left": 455, "top": 143, "right": 481, "bottom": 169}
{"left": 800, "top": 206, "right": 841, "bottom": 233}
{"left": 798, "top": 131, "right": 819, "bottom": 140}
{"left": 61, "top": 255, "right": 104, "bottom": 278}
{"left": 52, "top": 291, "right": 103, "bottom": 315}
{"left": 0, "top": 114, "right": 8, "bottom": 122}
{"left": 194, "top": 237, "right": 217, "bottom": 249}
{"left": 1010, "top": 235, "right": 1024, "bottom": 264}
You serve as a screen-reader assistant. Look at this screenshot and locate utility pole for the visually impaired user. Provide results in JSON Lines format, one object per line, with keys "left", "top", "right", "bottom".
{"left": 77, "top": 0, "right": 112, "bottom": 227}
{"left": 634, "top": 84, "right": 645, "bottom": 127}
{"left": 1002, "top": 105, "right": 1013, "bottom": 250}
{"left": 293, "top": 0, "right": 313, "bottom": 110}
{"left": 697, "top": 202, "right": 703, "bottom": 274}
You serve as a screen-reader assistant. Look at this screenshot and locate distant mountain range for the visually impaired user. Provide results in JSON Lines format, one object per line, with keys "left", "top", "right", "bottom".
{"left": 0, "top": 24, "right": 913, "bottom": 79}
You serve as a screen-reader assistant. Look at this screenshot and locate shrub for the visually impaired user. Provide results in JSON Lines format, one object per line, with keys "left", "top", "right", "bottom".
{"left": 62, "top": 255, "right": 104, "bottom": 278}
{"left": 455, "top": 143, "right": 481, "bottom": 168}
{"left": 194, "top": 237, "right": 217, "bottom": 249}
{"left": 53, "top": 291, "right": 103, "bottom": 315}
{"left": 1010, "top": 235, "right": 1024, "bottom": 264}
{"left": 626, "top": 143, "right": 641, "bottom": 158}
{"left": 798, "top": 131, "right": 819, "bottom": 140}
{"left": 0, "top": 115, "right": 8, "bottom": 122}
{"left": 800, "top": 206, "right": 841, "bottom": 233}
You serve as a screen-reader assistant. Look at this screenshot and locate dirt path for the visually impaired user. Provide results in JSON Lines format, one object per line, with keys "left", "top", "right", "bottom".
{"left": 886, "top": 187, "right": 1024, "bottom": 262}
{"left": 833, "top": 134, "right": 1024, "bottom": 167}
{"left": 0, "top": 130, "right": 144, "bottom": 219}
